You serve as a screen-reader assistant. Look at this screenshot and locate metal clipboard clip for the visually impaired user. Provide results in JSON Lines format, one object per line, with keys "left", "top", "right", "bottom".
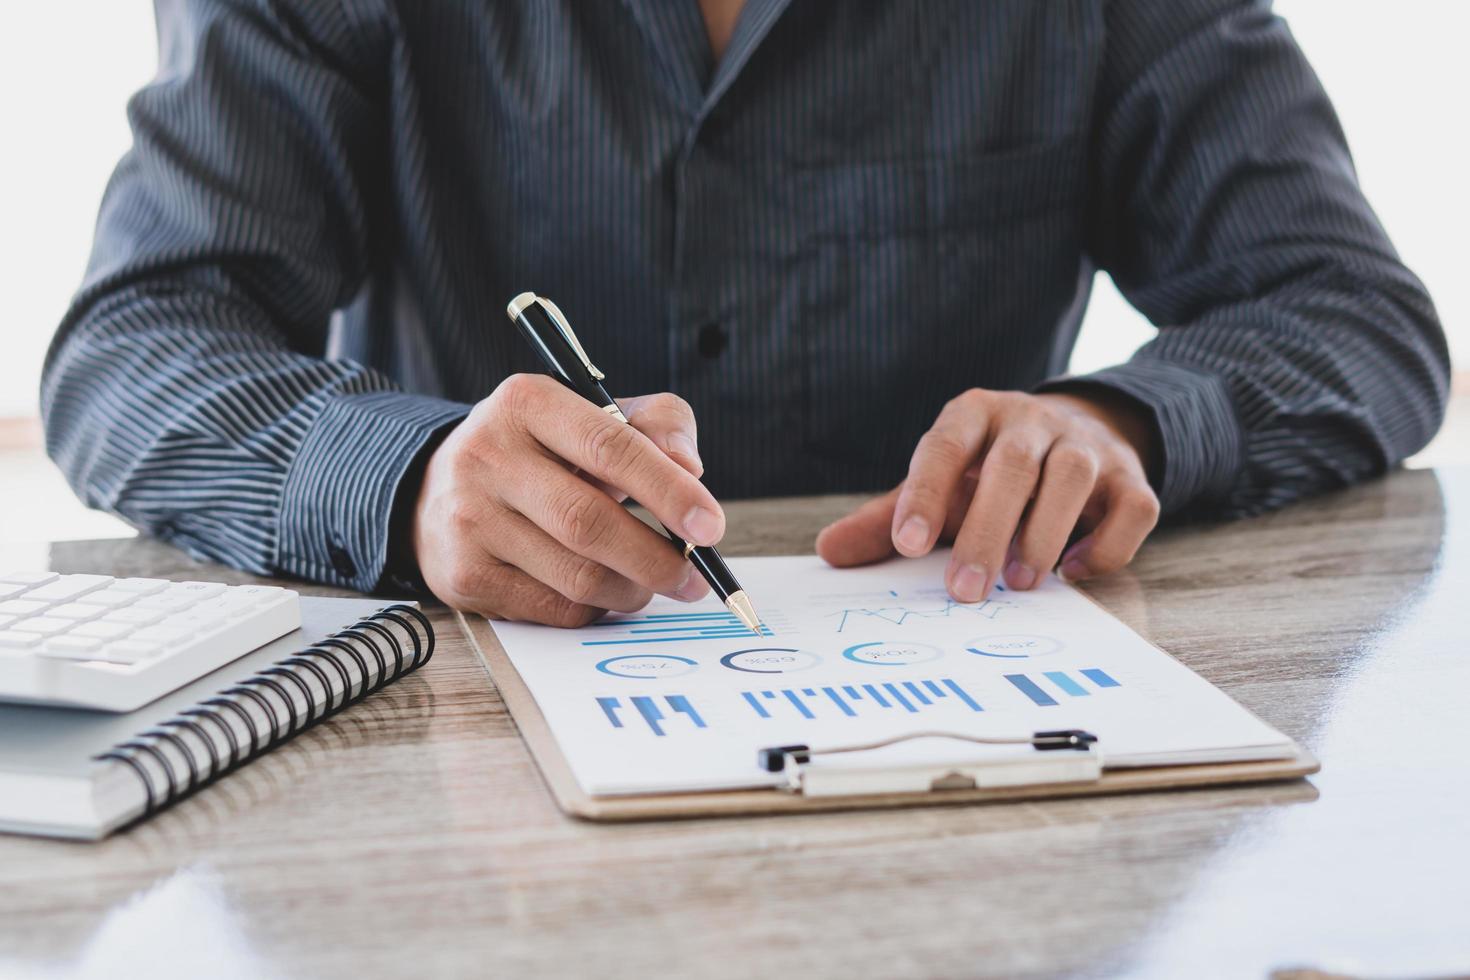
{"left": 757, "top": 730, "right": 1102, "bottom": 798}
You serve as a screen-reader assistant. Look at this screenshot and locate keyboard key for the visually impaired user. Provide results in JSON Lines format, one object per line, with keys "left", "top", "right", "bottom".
{"left": 0, "top": 615, "right": 14, "bottom": 630}
{"left": 0, "top": 631, "right": 43, "bottom": 649}
{"left": 169, "top": 582, "right": 227, "bottom": 600}
{"left": 9, "top": 617, "right": 74, "bottom": 636}
{"left": 92, "top": 640, "right": 162, "bottom": 664}
{"left": 99, "top": 606, "right": 163, "bottom": 626}
{"left": 25, "top": 575, "right": 113, "bottom": 603}
{"left": 0, "top": 599, "right": 49, "bottom": 617}
{"left": 75, "top": 588, "right": 142, "bottom": 609}
{"left": 38, "top": 635, "right": 105, "bottom": 658}
{"left": 109, "top": 578, "right": 168, "bottom": 594}
{"left": 134, "top": 593, "right": 201, "bottom": 613}
{"left": 131, "top": 623, "right": 197, "bottom": 643}
{"left": 236, "top": 585, "right": 287, "bottom": 602}
{"left": 70, "top": 620, "right": 134, "bottom": 640}
{"left": 0, "top": 584, "right": 29, "bottom": 601}
{"left": 47, "top": 602, "right": 106, "bottom": 621}
{"left": 0, "top": 572, "right": 58, "bottom": 586}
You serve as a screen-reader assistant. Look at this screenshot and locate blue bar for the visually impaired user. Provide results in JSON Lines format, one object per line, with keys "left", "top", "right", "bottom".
{"left": 967, "top": 646, "right": 1028, "bottom": 659}
{"left": 627, "top": 624, "right": 739, "bottom": 634}
{"left": 782, "top": 689, "right": 815, "bottom": 719}
{"left": 762, "top": 690, "right": 777, "bottom": 699}
{"left": 923, "top": 680, "right": 946, "bottom": 698}
{"left": 743, "top": 692, "right": 770, "bottom": 718}
{"left": 631, "top": 696, "right": 666, "bottom": 735}
{"left": 902, "top": 681, "right": 932, "bottom": 705}
{"left": 582, "top": 634, "right": 763, "bottom": 646}
{"left": 1005, "top": 674, "right": 1058, "bottom": 707}
{"left": 588, "top": 612, "right": 741, "bottom": 626}
{"left": 666, "top": 695, "right": 707, "bottom": 728}
{"left": 596, "top": 696, "right": 623, "bottom": 727}
{"left": 843, "top": 685, "right": 862, "bottom": 700}
{"left": 882, "top": 683, "right": 918, "bottom": 713}
{"left": 1082, "top": 668, "right": 1121, "bottom": 688}
{"left": 822, "top": 687, "right": 857, "bottom": 717}
{"left": 942, "top": 679, "right": 984, "bottom": 712}
{"left": 1045, "top": 671, "right": 1088, "bottom": 697}
{"left": 862, "top": 684, "right": 891, "bottom": 708}
{"left": 802, "top": 688, "right": 816, "bottom": 696}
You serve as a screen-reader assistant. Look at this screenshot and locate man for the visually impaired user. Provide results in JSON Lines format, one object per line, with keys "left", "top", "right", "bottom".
{"left": 43, "top": 0, "right": 1448, "bottom": 627}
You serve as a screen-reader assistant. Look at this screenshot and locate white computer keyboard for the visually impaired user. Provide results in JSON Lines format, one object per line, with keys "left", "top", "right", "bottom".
{"left": 0, "top": 573, "right": 300, "bottom": 713}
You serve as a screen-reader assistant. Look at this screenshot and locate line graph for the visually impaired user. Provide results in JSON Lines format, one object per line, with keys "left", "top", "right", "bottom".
{"left": 825, "top": 593, "right": 1012, "bottom": 633}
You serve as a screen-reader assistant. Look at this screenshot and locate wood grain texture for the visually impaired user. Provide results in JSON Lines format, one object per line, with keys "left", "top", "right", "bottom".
{"left": 1, "top": 467, "right": 1467, "bottom": 980}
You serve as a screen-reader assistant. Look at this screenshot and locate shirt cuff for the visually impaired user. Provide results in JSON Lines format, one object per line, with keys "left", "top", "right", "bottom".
{"left": 1034, "top": 358, "right": 1244, "bottom": 518}
{"left": 277, "top": 391, "right": 471, "bottom": 592}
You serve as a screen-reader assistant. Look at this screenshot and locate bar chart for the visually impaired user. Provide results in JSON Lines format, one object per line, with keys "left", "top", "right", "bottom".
{"left": 596, "top": 694, "right": 708, "bottom": 736}
{"left": 1004, "top": 668, "right": 1122, "bottom": 707}
{"left": 580, "top": 611, "right": 777, "bottom": 647}
{"left": 741, "top": 678, "right": 985, "bottom": 721}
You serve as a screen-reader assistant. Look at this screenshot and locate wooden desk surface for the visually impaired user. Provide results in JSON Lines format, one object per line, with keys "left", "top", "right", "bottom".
{"left": 1, "top": 468, "right": 1466, "bottom": 979}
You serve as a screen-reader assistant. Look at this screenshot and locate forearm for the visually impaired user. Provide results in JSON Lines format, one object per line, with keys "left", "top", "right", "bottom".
{"left": 43, "top": 276, "right": 468, "bottom": 590}
{"left": 1071, "top": 0, "right": 1450, "bottom": 520}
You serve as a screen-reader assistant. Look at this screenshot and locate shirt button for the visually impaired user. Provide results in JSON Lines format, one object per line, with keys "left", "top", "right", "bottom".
{"left": 698, "top": 322, "right": 727, "bottom": 359}
{"left": 327, "top": 543, "right": 357, "bottom": 580}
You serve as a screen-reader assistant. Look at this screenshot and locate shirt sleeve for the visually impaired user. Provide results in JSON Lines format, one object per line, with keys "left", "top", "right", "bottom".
{"left": 40, "top": 0, "right": 469, "bottom": 592}
{"left": 1037, "top": 0, "right": 1450, "bottom": 520}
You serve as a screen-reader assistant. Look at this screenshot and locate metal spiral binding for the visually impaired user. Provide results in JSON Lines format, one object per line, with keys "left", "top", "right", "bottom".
{"left": 94, "top": 603, "right": 434, "bottom": 830}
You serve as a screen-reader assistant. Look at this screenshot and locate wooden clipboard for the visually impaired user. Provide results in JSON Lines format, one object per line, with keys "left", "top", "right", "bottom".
{"left": 458, "top": 613, "right": 1319, "bottom": 821}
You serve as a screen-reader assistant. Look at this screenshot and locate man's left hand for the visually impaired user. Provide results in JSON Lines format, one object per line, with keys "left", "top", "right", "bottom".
{"left": 815, "top": 388, "right": 1161, "bottom": 600}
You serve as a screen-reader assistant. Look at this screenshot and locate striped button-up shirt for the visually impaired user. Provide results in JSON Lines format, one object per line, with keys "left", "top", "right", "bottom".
{"left": 43, "top": 0, "right": 1449, "bottom": 593}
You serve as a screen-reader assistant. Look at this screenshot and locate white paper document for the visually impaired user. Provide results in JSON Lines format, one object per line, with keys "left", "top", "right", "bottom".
{"left": 489, "top": 552, "right": 1294, "bottom": 796}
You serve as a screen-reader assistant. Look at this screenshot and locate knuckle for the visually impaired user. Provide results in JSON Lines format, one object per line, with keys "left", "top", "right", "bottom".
{"left": 551, "top": 487, "right": 610, "bottom": 553}
{"left": 545, "top": 595, "right": 602, "bottom": 629}
{"left": 1119, "top": 486, "right": 1162, "bottom": 525}
{"left": 990, "top": 437, "right": 1043, "bottom": 476}
{"left": 949, "top": 387, "right": 990, "bottom": 414}
{"left": 443, "top": 560, "right": 494, "bottom": 603}
{"left": 914, "top": 430, "right": 972, "bottom": 470}
{"left": 1048, "top": 443, "right": 1099, "bottom": 483}
{"left": 562, "top": 555, "right": 612, "bottom": 605}
{"left": 493, "top": 372, "right": 545, "bottom": 420}
{"left": 580, "top": 418, "right": 638, "bottom": 475}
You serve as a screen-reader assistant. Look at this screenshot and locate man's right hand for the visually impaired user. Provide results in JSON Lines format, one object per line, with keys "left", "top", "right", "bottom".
{"left": 412, "top": 374, "right": 723, "bottom": 626}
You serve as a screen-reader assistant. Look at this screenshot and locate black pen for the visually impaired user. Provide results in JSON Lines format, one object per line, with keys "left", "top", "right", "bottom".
{"left": 506, "top": 292, "right": 763, "bottom": 635}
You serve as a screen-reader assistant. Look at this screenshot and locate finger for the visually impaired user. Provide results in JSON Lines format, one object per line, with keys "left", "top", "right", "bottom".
{"left": 1057, "top": 474, "right": 1160, "bottom": 582}
{"left": 892, "top": 391, "right": 994, "bottom": 557}
{"left": 947, "top": 427, "right": 1055, "bottom": 602}
{"left": 620, "top": 393, "right": 702, "bottom": 477}
{"left": 492, "top": 510, "right": 657, "bottom": 613}
{"left": 939, "top": 464, "right": 982, "bottom": 543}
{"left": 512, "top": 379, "right": 725, "bottom": 546}
{"left": 499, "top": 455, "right": 708, "bottom": 599}
{"left": 816, "top": 487, "right": 901, "bottom": 567}
{"left": 437, "top": 556, "right": 606, "bottom": 629}
{"left": 1005, "top": 440, "right": 1098, "bottom": 590}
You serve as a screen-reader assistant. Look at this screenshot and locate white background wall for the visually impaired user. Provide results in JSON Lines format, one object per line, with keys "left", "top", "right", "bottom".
{"left": 0, "top": 0, "right": 1465, "bottom": 420}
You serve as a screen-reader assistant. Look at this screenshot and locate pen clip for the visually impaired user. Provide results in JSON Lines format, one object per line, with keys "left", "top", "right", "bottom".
{"left": 537, "top": 297, "right": 605, "bottom": 381}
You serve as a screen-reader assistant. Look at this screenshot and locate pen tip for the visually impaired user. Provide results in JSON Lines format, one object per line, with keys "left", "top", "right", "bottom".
{"left": 726, "top": 590, "right": 763, "bottom": 636}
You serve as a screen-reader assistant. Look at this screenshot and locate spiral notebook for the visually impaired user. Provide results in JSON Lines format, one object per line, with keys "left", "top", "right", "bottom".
{"left": 0, "top": 597, "right": 434, "bottom": 840}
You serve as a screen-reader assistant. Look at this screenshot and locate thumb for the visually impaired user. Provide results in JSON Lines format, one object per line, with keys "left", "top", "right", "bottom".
{"left": 815, "top": 486, "right": 901, "bottom": 567}
{"left": 619, "top": 393, "right": 703, "bottom": 478}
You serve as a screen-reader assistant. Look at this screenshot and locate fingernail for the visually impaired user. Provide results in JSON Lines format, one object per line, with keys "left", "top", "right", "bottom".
{"left": 1004, "top": 560, "right": 1038, "bottom": 590}
{"left": 895, "top": 515, "right": 929, "bottom": 554}
{"left": 683, "top": 505, "right": 723, "bottom": 546}
{"left": 1058, "top": 558, "right": 1088, "bottom": 583}
{"left": 672, "top": 568, "right": 709, "bottom": 602}
{"left": 669, "top": 432, "right": 702, "bottom": 471}
{"left": 950, "top": 563, "right": 989, "bottom": 603}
